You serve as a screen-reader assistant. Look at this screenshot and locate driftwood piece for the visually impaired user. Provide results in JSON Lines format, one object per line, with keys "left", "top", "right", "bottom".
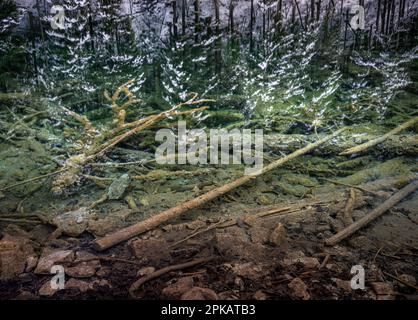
{"left": 93, "top": 127, "right": 347, "bottom": 251}
{"left": 129, "top": 257, "right": 214, "bottom": 298}
{"left": 339, "top": 117, "right": 418, "bottom": 155}
{"left": 325, "top": 179, "right": 418, "bottom": 246}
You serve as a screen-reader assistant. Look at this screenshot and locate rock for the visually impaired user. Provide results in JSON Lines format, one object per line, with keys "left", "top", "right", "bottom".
{"left": 28, "top": 225, "right": 52, "bottom": 244}
{"left": 25, "top": 255, "right": 38, "bottom": 272}
{"left": 253, "top": 290, "right": 268, "bottom": 300}
{"left": 288, "top": 277, "right": 310, "bottom": 300}
{"left": 282, "top": 251, "right": 320, "bottom": 269}
{"left": 269, "top": 223, "right": 287, "bottom": 247}
{"left": 108, "top": 174, "right": 130, "bottom": 200}
{"left": 248, "top": 225, "right": 270, "bottom": 244}
{"left": 66, "top": 260, "right": 100, "bottom": 278}
{"left": 0, "top": 234, "right": 35, "bottom": 281}
{"left": 52, "top": 207, "right": 90, "bottom": 237}
{"left": 130, "top": 239, "right": 170, "bottom": 265}
{"left": 230, "top": 262, "right": 266, "bottom": 281}
{"left": 38, "top": 281, "right": 58, "bottom": 297}
{"left": 88, "top": 216, "right": 122, "bottom": 237}
{"left": 34, "top": 249, "right": 74, "bottom": 274}
{"left": 332, "top": 278, "right": 352, "bottom": 293}
{"left": 137, "top": 267, "right": 156, "bottom": 277}
{"left": 162, "top": 277, "right": 194, "bottom": 298}
{"left": 75, "top": 251, "right": 98, "bottom": 262}
{"left": 65, "top": 278, "right": 93, "bottom": 293}
{"left": 370, "top": 282, "right": 395, "bottom": 300}
{"left": 181, "top": 287, "right": 219, "bottom": 300}
{"left": 214, "top": 227, "right": 269, "bottom": 261}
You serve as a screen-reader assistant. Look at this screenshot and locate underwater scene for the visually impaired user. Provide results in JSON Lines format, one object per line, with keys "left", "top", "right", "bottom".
{"left": 0, "top": 0, "right": 417, "bottom": 301}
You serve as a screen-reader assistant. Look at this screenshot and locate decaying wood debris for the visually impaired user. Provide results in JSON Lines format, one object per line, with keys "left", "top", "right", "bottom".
{"left": 52, "top": 82, "right": 212, "bottom": 195}
{"left": 93, "top": 127, "right": 347, "bottom": 251}
{"left": 325, "top": 179, "right": 418, "bottom": 246}
{"left": 0, "top": 82, "right": 212, "bottom": 194}
{"left": 129, "top": 257, "right": 214, "bottom": 298}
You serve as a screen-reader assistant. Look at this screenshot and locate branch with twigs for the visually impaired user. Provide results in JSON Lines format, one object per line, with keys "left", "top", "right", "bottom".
{"left": 31, "top": 81, "right": 212, "bottom": 195}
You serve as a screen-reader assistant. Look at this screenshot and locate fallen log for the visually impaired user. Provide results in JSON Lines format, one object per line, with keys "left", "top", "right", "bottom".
{"left": 264, "top": 132, "right": 418, "bottom": 156}
{"left": 93, "top": 127, "right": 347, "bottom": 251}
{"left": 339, "top": 117, "right": 418, "bottom": 156}
{"left": 325, "top": 179, "right": 418, "bottom": 246}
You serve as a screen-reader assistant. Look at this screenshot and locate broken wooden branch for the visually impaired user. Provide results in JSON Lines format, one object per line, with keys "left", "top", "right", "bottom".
{"left": 93, "top": 127, "right": 347, "bottom": 251}
{"left": 129, "top": 257, "right": 214, "bottom": 298}
{"left": 325, "top": 179, "right": 418, "bottom": 246}
{"left": 52, "top": 83, "right": 211, "bottom": 195}
{"left": 339, "top": 117, "right": 418, "bottom": 156}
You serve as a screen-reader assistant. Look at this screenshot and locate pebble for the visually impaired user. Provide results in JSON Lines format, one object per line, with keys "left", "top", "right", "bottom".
{"left": 269, "top": 223, "right": 287, "bottom": 247}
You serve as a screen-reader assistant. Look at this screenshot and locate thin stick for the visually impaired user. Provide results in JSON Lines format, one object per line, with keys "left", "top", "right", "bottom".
{"left": 339, "top": 117, "right": 418, "bottom": 155}
{"left": 93, "top": 128, "right": 347, "bottom": 251}
{"left": 320, "top": 178, "right": 381, "bottom": 197}
{"left": 318, "top": 254, "right": 330, "bottom": 269}
{"left": 169, "top": 220, "right": 228, "bottom": 248}
{"left": 325, "top": 180, "right": 418, "bottom": 246}
{"left": 129, "top": 257, "right": 214, "bottom": 298}
{"left": 383, "top": 271, "right": 418, "bottom": 291}
{"left": 0, "top": 168, "right": 66, "bottom": 192}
